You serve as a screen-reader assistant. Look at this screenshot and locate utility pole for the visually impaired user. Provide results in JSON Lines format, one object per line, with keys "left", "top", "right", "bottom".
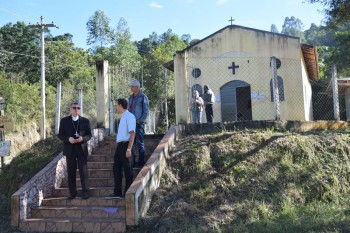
{"left": 29, "top": 16, "right": 58, "bottom": 139}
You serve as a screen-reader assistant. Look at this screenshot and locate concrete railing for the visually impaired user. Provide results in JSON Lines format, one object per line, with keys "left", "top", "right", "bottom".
{"left": 125, "top": 125, "right": 184, "bottom": 226}
{"left": 11, "top": 128, "right": 105, "bottom": 227}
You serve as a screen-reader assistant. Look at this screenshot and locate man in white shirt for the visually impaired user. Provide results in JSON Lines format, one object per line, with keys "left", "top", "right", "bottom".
{"left": 106, "top": 99, "right": 136, "bottom": 199}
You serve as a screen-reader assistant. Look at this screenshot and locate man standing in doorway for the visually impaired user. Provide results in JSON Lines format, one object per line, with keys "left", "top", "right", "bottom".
{"left": 106, "top": 98, "right": 136, "bottom": 199}
{"left": 58, "top": 102, "right": 92, "bottom": 200}
{"left": 128, "top": 79, "right": 149, "bottom": 168}
{"left": 203, "top": 85, "right": 215, "bottom": 123}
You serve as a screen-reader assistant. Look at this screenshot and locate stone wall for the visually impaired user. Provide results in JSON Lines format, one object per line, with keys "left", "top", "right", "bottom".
{"left": 125, "top": 125, "right": 184, "bottom": 226}
{"left": 11, "top": 128, "right": 106, "bottom": 227}
{"left": 2, "top": 123, "right": 41, "bottom": 167}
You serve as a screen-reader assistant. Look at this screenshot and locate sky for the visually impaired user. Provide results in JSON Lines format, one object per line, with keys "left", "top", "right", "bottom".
{"left": 0, "top": 0, "right": 326, "bottom": 49}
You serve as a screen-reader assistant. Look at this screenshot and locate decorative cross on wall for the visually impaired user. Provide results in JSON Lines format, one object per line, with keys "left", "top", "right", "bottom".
{"left": 228, "top": 62, "right": 240, "bottom": 75}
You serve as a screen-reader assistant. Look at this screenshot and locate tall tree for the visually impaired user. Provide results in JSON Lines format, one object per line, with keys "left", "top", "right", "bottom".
{"left": 270, "top": 24, "right": 279, "bottom": 33}
{"left": 281, "top": 16, "right": 305, "bottom": 40}
{"left": 86, "top": 9, "right": 113, "bottom": 49}
{"left": 0, "top": 22, "right": 41, "bottom": 83}
{"left": 107, "top": 17, "right": 140, "bottom": 67}
{"left": 307, "top": 0, "right": 350, "bottom": 26}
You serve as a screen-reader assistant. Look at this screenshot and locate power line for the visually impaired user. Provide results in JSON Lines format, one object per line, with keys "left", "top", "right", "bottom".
{"left": 0, "top": 49, "right": 92, "bottom": 71}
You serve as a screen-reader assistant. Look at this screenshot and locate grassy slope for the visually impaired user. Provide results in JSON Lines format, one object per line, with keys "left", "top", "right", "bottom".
{"left": 132, "top": 129, "right": 350, "bottom": 233}
{"left": 0, "top": 136, "right": 63, "bottom": 233}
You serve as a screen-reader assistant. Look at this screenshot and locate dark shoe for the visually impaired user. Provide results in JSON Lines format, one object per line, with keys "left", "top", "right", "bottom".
{"left": 82, "top": 192, "right": 89, "bottom": 200}
{"left": 105, "top": 193, "right": 124, "bottom": 199}
{"left": 67, "top": 195, "right": 76, "bottom": 200}
{"left": 133, "top": 163, "right": 143, "bottom": 169}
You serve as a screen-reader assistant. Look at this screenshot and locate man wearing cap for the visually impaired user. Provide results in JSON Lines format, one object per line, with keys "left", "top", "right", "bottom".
{"left": 128, "top": 79, "right": 149, "bottom": 168}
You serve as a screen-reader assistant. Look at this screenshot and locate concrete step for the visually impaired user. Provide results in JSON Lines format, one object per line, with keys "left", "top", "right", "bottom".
{"left": 41, "top": 197, "right": 125, "bottom": 207}
{"left": 31, "top": 206, "right": 125, "bottom": 219}
{"left": 52, "top": 187, "right": 120, "bottom": 198}
{"left": 88, "top": 155, "right": 114, "bottom": 163}
{"left": 92, "top": 147, "right": 115, "bottom": 155}
{"left": 19, "top": 217, "right": 125, "bottom": 233}
{"left": 61, "top": 177, "right": 120, "bottom": 188}
{"left": 87, "top": 161, "right": 114, "bottom": 169}
{"left": 77, "top": 169, "right": 113, "bottom": 178}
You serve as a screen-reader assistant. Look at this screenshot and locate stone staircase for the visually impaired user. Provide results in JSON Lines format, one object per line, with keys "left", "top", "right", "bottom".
{"left": 18, "top": 136, "right": 157, "bottom": 233}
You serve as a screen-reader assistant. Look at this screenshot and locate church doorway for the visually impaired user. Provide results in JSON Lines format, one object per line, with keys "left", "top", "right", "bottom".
{"left": 220, "top": 80, "right": 252, "bottom": 122}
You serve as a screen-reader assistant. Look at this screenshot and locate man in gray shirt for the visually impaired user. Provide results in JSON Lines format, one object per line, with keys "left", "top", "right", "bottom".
{"left": 202, "top": 85, "right": 215, "bottom": 123}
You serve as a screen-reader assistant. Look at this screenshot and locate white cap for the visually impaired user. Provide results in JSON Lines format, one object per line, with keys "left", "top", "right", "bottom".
{"left": 129, "top": 79, "right": 140, "bottom": 87}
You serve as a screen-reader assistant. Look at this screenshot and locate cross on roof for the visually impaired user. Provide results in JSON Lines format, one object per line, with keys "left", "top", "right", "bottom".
{"left": 228, "top": 17, "right": 235, "bottom": 25}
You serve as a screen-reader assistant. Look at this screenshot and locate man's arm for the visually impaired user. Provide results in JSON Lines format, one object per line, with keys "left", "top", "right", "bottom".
{"left": 126, "top": 131, "right": 135, "bottom": 158}
{"left": 138, "top": 95, "right": 149, "bottom": 124}
{"left": 58, "top": 118, "right": 69, "bottom": 142}
{"left": 76, "top": 118, "right": 92, "bottom": 143}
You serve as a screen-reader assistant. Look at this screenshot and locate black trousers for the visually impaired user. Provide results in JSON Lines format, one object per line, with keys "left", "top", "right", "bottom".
{"left": 65, "top": 145, "right": 89, "bottom": 196}
{"left": 113, "top": 142, "right": 133, "bottom": 196}
{"left": 205, "top": 104, "right": 214, "bottom": 123}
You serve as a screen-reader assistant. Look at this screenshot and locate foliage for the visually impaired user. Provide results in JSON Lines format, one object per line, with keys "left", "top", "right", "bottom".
{"left": 281, "top": 16, "right": 305, "bottom": 41}
{"left": 307, "top": 0, "right": 350, "bottom": 27}
{"left": 270, "top": 24, "right": 279, "bottom": 33}
{"left": 0, "top": 136, "right": 63, "bottom": 233}
{"left": 133, "top": 130, "right": 350, "bottom": 233}
{"left": 45, "top": 39, "right": 95, "bottom": 86}
{"left": 0, "top": 22, "right": 41, "bottom": 83}
{"left": 0, "top": 74, "right": 56, "bottom": 127}
{"left": 86, "top": 9, "right": 113, "bottom": 49}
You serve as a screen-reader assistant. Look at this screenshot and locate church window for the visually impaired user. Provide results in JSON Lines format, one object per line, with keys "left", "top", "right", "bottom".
{"left": 192, "top": 68, "right": 201, "bottom": 78}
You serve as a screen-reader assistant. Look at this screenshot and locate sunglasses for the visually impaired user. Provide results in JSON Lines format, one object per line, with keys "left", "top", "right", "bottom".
{"left": 71, "top": 107, "right": 81, "bottom": 110}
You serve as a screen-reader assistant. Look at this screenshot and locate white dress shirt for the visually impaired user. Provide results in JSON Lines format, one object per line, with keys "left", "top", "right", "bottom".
{"left": 116, "top": 110, "right": 136, "bottom": 143}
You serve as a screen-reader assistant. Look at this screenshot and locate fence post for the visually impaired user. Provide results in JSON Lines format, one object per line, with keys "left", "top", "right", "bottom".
{"left": 164, "top": 68, "right": 169, "bottom": 128}
{"left": 0, "top": 97, "right": 5, "bottom": 169}
{"left": 78, "top": 88, "right": 83, "bottom": 117}
{"left": 271, "top": 57, "right": 280, "bottom": 120}
{"left": 332, "top": 64, "right": 340, "bottom": 121}
{"left": 55, "top": 82, "right": 61, "bottom": 134}
{"left": 109, "top": 100, "right": 115, "bottom": 135}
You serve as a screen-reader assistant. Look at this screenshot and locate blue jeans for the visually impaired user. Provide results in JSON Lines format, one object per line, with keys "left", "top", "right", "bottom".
{"left": 192, "top": 111, "right": 202, "bottom": 124}
{"left": 134, "top": 123, "right": 145, "bottom": 166}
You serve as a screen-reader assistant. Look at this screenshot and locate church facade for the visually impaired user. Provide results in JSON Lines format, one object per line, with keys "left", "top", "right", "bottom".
{"left": 166, "top": 25, "right": 319, "bottom": 124}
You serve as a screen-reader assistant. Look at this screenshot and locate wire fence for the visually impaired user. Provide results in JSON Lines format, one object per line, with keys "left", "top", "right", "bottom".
{"left": 186, "top": 56, "right": 346, "bottom": 123}
{"left": 108, "top": 64, "right": 161, "bottom": 134}
{"left": 59, "top": 82, "right": 97, "bottom": 128}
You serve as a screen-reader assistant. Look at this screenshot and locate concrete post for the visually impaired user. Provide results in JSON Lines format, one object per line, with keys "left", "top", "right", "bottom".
{"left": 271, "top": 57, "right": 280, "bottom": 120}
{"left": 345, "top": 88, "right": 350, "bottom": 121}
{"left": 55, "top": 82, "right": 61, "bottom": 134}
{"left": 78, "top": 88, "right": 83, "bottom": 116}
{"left": 96, "top": 60, "right": 110, "bottom": 133}
{"left": 109, "top": 100, "right": 115, "bottom": 135}
{"left": 332, "top": 64, "right": 340, "bottom": 121}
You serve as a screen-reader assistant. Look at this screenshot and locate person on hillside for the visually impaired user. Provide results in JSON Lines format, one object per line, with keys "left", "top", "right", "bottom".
{"left": 202, "top": 85, "right": 215, "bottom": 123}
{"left": 58, "top": 102, "right": 92, "bottom": 200}
{"left": 190, "top": 90, "right": 204, "bottom": 124}
{"left": 106, "top": 98, "right": 136, "bottom": 199}
{"left": 128, "top": 79, "right": 149, "bottom": 168}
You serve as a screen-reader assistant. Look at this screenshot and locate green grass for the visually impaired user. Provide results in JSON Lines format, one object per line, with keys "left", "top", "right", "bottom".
{"left": 0, "top": 136, "right": 63, "bottom": 233}
{"left": 133, "top": 129, "right": 350, "bottom": 233}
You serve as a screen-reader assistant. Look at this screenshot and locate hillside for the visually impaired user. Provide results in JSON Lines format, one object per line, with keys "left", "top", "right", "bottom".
{"left": 132, "top": 129, "right": 350, "bottom": 233}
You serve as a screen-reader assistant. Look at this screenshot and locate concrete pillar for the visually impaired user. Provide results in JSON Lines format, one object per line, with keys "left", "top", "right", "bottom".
{"left": 96, "top": 60, "right": 110, "bottom": 132}
{"left": 345, "top": 88, "right": 350, "bottom": 121}
{"left": 174, "top": 52, "right": 189, "bottom": 124}
{"left": 332, "top": 64, "right": 340, "bottom": 121}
